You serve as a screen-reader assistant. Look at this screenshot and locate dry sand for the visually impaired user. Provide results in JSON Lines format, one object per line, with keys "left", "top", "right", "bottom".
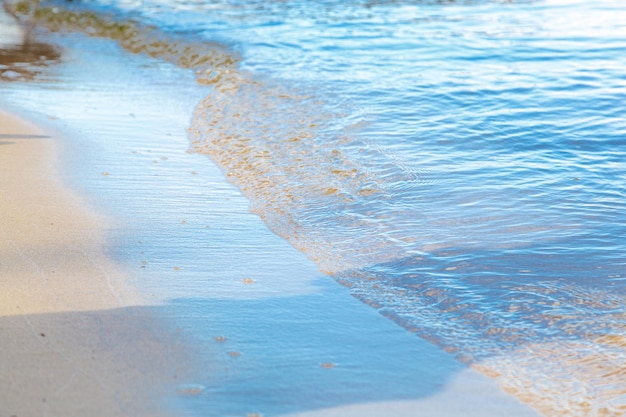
{"left": 0, "top": 110, "right": 140, "bottom": 316}
{"left": 0, "top": 110, "right": 190, "bottom": 417}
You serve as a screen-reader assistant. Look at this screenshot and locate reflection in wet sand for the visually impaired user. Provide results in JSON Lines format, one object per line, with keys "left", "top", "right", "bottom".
{"left": 0, "top": 41, "right": 61, "bottom": 81}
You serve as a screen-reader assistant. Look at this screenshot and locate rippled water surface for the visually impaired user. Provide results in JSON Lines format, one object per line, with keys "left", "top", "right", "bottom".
{"left": 3, "top": 0, "right": 626, "bottom": 415}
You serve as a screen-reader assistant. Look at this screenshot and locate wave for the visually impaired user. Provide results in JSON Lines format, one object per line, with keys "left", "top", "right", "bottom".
{"left": 11, "top": 0, "right": 238, "bottom": 85}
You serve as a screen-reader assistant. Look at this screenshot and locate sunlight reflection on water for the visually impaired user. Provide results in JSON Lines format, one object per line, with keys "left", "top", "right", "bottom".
{"left": 2, "top": 0, "right": 626, "bottom": 414}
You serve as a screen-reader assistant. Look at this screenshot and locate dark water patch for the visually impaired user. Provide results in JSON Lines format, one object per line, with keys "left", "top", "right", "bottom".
{"left": 0, "top": 40, "right": 61, "bottom": 81}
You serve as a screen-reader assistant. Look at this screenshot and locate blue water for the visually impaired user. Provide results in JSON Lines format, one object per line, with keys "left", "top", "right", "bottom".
{"left": 2, "top": 0, "right": 626, "bottom": 415}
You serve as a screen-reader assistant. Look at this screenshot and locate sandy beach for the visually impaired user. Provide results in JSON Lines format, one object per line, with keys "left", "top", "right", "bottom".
{"left": 0, "top": 110, "right": 195, "bottom": 417}
{"left": 3, "top": 0, "right": 626, "bottom": 413}
{"left": 0, "top": 7, "right": 544, "bottom": 414}
{"left": 0, "top": 108, "right": 542, "bottom": 416}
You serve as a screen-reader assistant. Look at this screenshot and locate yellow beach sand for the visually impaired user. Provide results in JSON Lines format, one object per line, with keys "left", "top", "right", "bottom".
{"left": 0, "top": 110, "right": 190, "bottom": 417}
{"left": 0, "top": 110, "right": 140, "bottom": 315}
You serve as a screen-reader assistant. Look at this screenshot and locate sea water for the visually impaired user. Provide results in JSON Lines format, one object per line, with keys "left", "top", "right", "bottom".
{"left": 1, "top": 0, "right": 625, "bottom": 415}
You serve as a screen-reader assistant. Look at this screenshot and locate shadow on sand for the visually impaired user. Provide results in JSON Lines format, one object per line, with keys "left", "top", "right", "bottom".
{"left": 0, "top": 293, "right": 467, "bottom": 417}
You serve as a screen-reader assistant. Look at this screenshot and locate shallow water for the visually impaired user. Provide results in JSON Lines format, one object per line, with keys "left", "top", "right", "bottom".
{"left": 2, "top": 0, "right": 626, "bottom": 415}
{"left": 0, "top": 27, "right": 541, "bottom": 417}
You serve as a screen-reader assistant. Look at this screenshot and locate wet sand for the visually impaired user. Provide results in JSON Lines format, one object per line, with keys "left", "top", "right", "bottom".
{"left": 0, "top": 107, "right": 543, "bottom": 417}
{"left": 0, "top": 12, "right": 544, "bottom": 412}
{"left": 0, "top": 109, "right": 192, "bottom": 417}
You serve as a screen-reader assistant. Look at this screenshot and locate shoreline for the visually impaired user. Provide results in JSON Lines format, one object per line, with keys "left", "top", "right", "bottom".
{"left": 0, "top": 11, "right": 543, "bottom": 413}
{"left": 3, "top": 0, "right": 626, "bottom": 412}
{"left": 0, "top": 109, "right": 193, "bottom": 417}
{"left": 0, "top": 107, "right": 543, "bottom": 417}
